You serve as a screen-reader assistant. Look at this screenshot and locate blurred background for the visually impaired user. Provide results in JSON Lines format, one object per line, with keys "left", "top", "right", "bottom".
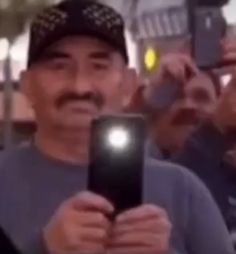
{"left": 0, "top": 0, "right": 235, "bottom": 149}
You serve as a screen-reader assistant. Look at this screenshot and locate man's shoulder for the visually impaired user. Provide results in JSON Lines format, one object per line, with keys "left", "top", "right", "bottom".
{"left": 144, "top": 157, "right": 210, "bottom": 195}
{"left": 0, "top": 144, "right": 32, "bottom": 173}
{"left": 145, "top": 157, "right": 197, "bottom": 181}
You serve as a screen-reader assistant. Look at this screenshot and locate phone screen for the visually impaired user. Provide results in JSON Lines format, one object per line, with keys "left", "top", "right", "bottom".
{"left": 192, "top": 7, "right": 226, "bottom": 69}
{"left": 88, "top": 114, "right": 146, "bottom": 215}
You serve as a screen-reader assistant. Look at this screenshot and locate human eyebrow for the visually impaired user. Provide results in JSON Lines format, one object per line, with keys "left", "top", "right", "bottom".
{"left": 38, "top": 50, "right": 71, "bottom": 62}
{"left": 88, "top": 51, "right": 112, "bottom": 61}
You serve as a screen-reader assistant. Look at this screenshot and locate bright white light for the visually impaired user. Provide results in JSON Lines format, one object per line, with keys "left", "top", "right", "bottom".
{"left": 0, "top": 38, "right": 9, "bottom": 61}
{"left": 221, "top": 74, "right": 232, "bottom": 88}
{"left": 223, "top": 0, "right": 236, "bottom": 25}
{"left": 10, "top": 44, "right": 26, "bottom": 62}
{"left": 125, "top": 29, "right": 138, "bottom": 70}
{"left": 107, "top": 127, "right": 130, "bottom": 150}
{"left": 9, "top": 33, "right": 28, "bottom": 63}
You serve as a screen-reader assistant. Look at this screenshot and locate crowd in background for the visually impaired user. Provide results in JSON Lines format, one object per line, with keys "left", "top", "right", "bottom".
{"left": 0, "top": 0, "right": 236, "bottom": 253}
{"left": 129, "top": 35, "right": 236, "bottom": 245}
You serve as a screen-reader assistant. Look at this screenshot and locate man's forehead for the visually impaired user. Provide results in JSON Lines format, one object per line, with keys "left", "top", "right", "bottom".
{"left": 43, "top": 35, "right": 117, "bottom": 56}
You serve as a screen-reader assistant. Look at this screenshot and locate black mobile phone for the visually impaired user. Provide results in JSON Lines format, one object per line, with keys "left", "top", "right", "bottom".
{"left": 88, "top": 114, "right": 146, "bottom": 215}
{"left": 0, "top": 227, "right": 20, "bottom": 253}
{"left": 192, "top": 7, "right": 226, "bottom": 69}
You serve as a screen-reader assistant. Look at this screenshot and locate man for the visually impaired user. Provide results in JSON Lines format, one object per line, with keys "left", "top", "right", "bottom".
{"left": 174, "top": 72, "right": 236, "bottom": 245}
{"left": 173, "top": 38, "right": 236, "bottom": 242}
{"left": 0, "top": 1, "right": 233, "bottom": 254}
{"left": 173, "top": 60, "right": 236, "bottom": 240}
{"left": 143, "top": 54, "right": 221, "bottom": 158}
{"left": 140, "top": 36, "right": 236, "bottom": 243}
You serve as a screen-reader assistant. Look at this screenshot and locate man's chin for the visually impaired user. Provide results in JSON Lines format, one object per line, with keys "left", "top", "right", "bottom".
{"left": 58, "top": 114, "right": 94, "bottom": 130}
{"left": 175, "top": 125, "right": 196, "bottom": 144}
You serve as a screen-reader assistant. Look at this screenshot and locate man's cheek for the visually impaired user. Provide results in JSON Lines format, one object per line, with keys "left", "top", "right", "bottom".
{"left": 34, "top": 90, "right": 57, "bottom": 112}
{"left": 203, "top": 104, "right": 216, "bottom": 115}
{"left": 101, "top": 97, "right": 121, "bottom": 112}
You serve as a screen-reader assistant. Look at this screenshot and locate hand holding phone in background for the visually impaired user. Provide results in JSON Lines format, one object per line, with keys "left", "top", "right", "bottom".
{"left": 222, "top": 37, "right": 236, "bottom": 66}
{"left": 212, "top": 74, "right": 236, "bottom": 134}
{"left": 191, "top": 6, "right": 226, "bottom": 69}
{"left": 191, "top": 5, "right": 236, "bottom": 69}
{"left": 144, "top": 53, "right": 199, "bottom": 110}
{"left": 210, "top": 37, "right": 236, "bottom": 133}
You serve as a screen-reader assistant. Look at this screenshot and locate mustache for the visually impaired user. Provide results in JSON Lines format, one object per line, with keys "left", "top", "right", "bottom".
{"left": 55, "top": 91, "right": 104, "bottom": 109}
{"left": 171, "top": 108, "right": 204, "bottom": 125}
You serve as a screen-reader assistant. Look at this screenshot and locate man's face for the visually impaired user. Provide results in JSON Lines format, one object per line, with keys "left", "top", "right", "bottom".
{"left": 21, "top": 36, "right": 132, "bottom": 133}
{"left": 152, "top": 73, "right": 218, "bottom": 154}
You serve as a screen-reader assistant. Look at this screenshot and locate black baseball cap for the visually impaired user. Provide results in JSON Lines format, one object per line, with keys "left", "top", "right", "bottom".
{"left": 27, "top": 0, "right": 128, "bottom": 67}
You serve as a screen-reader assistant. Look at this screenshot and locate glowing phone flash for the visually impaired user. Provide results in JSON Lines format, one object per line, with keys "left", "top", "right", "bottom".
{"left": 107, "top": 127, "right": 130, "bottom": 150}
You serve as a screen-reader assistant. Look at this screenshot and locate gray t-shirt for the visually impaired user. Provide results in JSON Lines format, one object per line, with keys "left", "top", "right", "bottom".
{"left": 0, "top": 145, "right": 233, "bottom": 254}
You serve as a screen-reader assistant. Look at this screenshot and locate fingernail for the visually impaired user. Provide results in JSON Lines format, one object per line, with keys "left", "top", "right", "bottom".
{"left": 116, "top": 214, "right": 125, "bottom": 223}
{"left": 108, "top": 205, "right": 115, "bottom": 213}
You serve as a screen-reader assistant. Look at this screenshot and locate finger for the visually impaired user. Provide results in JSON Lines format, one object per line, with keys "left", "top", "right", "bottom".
{"left": 68, "top": 191, "right": 114, "bottom": 214}
{"left": 112, "top": 218, "right": 171, "bottom": 236}
{"left": 223, "top": 39, "right": 236, "bottom": 52}
{"left": 222, "top": 53, "right": 236, "bottom": 63}
{"left": 180, "top": 55, "right": 200, "bottom": 74}
{"left": 227, "top": 74, "right": 236, "bottom": 89}
{"left": 75, "top": 211, "right": 111, "bottom": 229}
{"left": 181, "top": 55, "right": 199, "bottom": 75}
{"left": 168, "top": 63, "right": 186, "bottom": 83}
{"left": 173, "top": 62, "right": 186, "bottom": 82}
{"left": 51, "top": 226, "right": 106, "bottom": 253}
{"left": 167, "top": 57, "right": 198, "bottom": 82}
{"left": 80, "top": 227, "right": 109, "bottom": 243}
{"left": 223, "top": 45, "right": 236, "bottom": 53}
{"left": 109, "top": 233, "right": 168, "bottom": 248}
{"left": 116, "top": 205, "right": 167, "bottom": 224}
{"left": 76, "top": 242, "right": 105, "bottom": 254}
{"left": 107, "top": 246, "right": 163, "bottom": 254}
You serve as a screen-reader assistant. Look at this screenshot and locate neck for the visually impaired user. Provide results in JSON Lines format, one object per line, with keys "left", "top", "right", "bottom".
{"left": 35, "top": 127, "right": 90, "bottom": 165}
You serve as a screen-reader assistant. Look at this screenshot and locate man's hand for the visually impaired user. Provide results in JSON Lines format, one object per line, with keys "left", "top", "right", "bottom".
{"left": 157, "top": 53, "right": 199, "bottom": 83}
{"left": 222, "top": 37, "right": 236, "bottom": 64}
{"left": 196, "top": 37, "right": 236, "bottom": 134}
{"left": 212, "top": 73, "right": 236, "bottom": 133}
{"left": 107, "top": 205, "right": 172, "bottom": 254}
{"left": 43, "top": 191, "right": 114, "bottom": 254}
{"left": 144, "top": 53, "right": 199, "bottom": 101}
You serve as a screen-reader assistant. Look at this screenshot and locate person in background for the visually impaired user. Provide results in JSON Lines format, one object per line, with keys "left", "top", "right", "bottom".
{"left": 137, "top": 36, "right": 236, "bottom": 245}
{"left": 174, "top": 38, "right": 236, "bottom": 245}
{"left": 173, "top": 40, "right": 236, "bottom": 238}
{"left": 0, "top": 1, "right": 233, "bottom": 254}
{"left": 148, "top": 54, "right": 221, "bottom": 158}
{"left": 175, "top": 70, "right": 236, "bottom": 247}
